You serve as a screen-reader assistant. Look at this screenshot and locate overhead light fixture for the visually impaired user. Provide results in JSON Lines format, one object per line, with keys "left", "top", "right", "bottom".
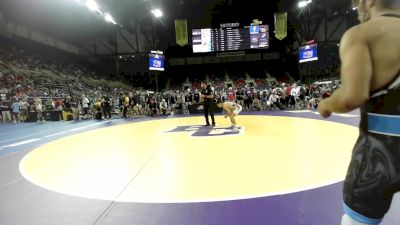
{"left": 104, "top": 13, "right": 117, "bottom": 25}
{"left": 298, "top": 1, "right": 307, "bottom": 8}
{"left": 86, "top": 0, "right": 101, "bottom": 14}
{"left": 151, "top": 9, "right": 163, "bottom": 18}
{"left": 298, "top": 0, "right": 312, "bottom": 8}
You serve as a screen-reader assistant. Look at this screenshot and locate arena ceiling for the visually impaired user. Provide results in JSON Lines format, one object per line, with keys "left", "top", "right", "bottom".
{"left": 0, "top": 0, "right": 353, "bottom": 51}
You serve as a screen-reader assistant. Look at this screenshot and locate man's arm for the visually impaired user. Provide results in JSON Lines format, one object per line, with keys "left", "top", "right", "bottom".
{"left": 205, "top": 91, "right": 214, "bottom": 99}
{"left": 319, "top": 26, "right": 372, "bottom": 114}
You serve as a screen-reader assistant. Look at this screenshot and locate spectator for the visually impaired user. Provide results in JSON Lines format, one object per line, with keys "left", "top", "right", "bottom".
{"left": 268, "top": 93, "right": 279, "bottom": 110}
{"left": 227, "top": 87, "right": 236, "bottom": 101}
{"left": 102, "top": 95, "right": 112, "bottom": 120}
{"left": 19, "top": 98, "right": 29, "bottom": 122}
{"left": 11, "top": 98, "right": 20, "bottom": 123}
{"left": 82, "top": 94, "right": 90, "bottom": 117}
{"left": 253, "top": 97, "right": 261, "bottom": 111}
{"left": 159, "top": 99, "right": 168, "bottom": 116}
{"left": 69, "top": 95, "right": 79, "bottom": 121}
{"left": 34, "top": 97, "right": 45, "bottom": 122}
{"left": 236, "top": 88, "right": 244, "bottom": 107}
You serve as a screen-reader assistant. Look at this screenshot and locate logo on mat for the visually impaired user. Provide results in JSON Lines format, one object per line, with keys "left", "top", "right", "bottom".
{"left": 164, "top": 125, "right": 244, "bottom": 137}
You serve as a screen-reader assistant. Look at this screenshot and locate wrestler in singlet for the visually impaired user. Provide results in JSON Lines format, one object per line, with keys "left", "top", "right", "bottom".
{"left": 217, "top": 101, "right": 242, "bottom": 130}
{"left": 226, "top": 102, "right": 243, "bottom": 116}
{"left": 342, "top": 13, "right": 400, "bottom": 225}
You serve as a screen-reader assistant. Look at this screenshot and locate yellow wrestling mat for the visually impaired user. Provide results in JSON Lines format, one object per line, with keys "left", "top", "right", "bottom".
{"left": 19, "top": 116, "right": 358, "bottom": 203}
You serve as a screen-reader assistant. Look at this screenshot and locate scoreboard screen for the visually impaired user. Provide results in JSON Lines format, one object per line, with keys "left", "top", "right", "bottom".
{"left": 149, "top": 51, "right": 165, "bottom": 71}
{"left": 299, "top": 44, "right": 318, "bottom": 63}
{"left": 192, "top": 25, "right": 269, "bottom": 53}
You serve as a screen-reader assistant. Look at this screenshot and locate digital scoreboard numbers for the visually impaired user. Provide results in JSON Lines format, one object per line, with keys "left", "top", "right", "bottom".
{"left": 225, "top": 27, "right": 244, "bottom": 51}
{"left": 192, "top": 24, "right": 269, "bottom": 53}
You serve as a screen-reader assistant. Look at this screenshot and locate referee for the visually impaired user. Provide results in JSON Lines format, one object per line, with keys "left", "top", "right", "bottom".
{"left": 201, "top": 82, "right": 216, "bottom": 126}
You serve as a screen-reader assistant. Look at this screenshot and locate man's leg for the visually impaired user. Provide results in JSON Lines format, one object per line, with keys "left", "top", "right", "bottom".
{"left": 229, "top": 114, "right": 236, "bottom": 126}
{"left": 123, "top": 106, "right": 127, "bottom": 118}
{"left": 229, "top": 114, "right": 239, "bottom": 131}
{"left": 209, "top": 104, "right": 215, "bottom": 125}
{"left": 204, "top": 104, "right": 210, "bottom": 125}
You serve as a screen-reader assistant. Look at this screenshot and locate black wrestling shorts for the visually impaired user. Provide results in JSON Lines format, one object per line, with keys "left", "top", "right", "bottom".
{"left": 343, "top": 130, "right": 400, "bottom": 224}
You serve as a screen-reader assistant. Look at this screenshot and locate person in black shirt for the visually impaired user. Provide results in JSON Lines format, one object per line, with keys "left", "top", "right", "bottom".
{"left": 236, "top": 89, "right": 244, "bottom": 107}
{"left": 63, "top": 97, "right": 71, "bottom": 112}
{"left": 185, "top": 92, "right": 193, "bottom": 103}
{"left": 69, "top": 95, "right": 79, "bottom": 121}
{"left": 193, "top": 91, "right": 200, "bottom": 103}
{"left": 201, "top": 82, "right": 216, "bottom": 126}
{"left": 102, "top": 95, "right": 112, "bottom": 120}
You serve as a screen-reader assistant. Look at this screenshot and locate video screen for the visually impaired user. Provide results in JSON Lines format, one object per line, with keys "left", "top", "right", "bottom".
{"left": 149, "top": 51, "right": 165, "bottom": 71}
{"left": 299, "top": 44, "right": 318, "bottom": 63}
{"left": 192, "top": 24, "right": 269, "bottom": 53}
{"left": 192, "top": 28, "right": 212, "bottom": 53}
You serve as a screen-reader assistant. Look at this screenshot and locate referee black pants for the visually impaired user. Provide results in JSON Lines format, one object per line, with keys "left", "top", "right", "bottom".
{"left": 204, "top": 102, "right": 215, "bottom": 125}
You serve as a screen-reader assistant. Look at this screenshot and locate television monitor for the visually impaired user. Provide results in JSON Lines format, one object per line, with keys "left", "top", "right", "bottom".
{"left": 192, "top": 25, "right": 269, "bottom": 53}
{"left": 149, "top": 51, "right": 165, "bottom": 71}
{"left": 299, "top": 43, "right": 318, "bottom": 63}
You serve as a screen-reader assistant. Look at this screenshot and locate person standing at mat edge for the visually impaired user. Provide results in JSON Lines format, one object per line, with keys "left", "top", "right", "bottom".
{"left": 200, "top": 82, "right": 216, "bottom": 126}
{"left": 318, "top": 0, "right": 400, "bottom": 224}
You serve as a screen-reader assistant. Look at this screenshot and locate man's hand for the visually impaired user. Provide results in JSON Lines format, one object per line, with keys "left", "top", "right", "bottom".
{"left": 317, "top": 99, "right": 332, "bottom": 118}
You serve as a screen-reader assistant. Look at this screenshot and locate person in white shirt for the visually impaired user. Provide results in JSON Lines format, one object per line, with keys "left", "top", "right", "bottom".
{"left": 268, "top": 93, "right": 277, "bottom": 108}
{"left": 159, "top": 99, "right": 168, "bottom": 116}
{"left": 19, "top": 98, "right": 29, "bottom": 122}
{"left": 291, "top": 84, "right": 302, "bottom": 108}
{"left": 290, "top": 84, "right": 299, "bottom": 97}
{"left": 82, "top": 95, "right": 90, "bottom": 116}
{"left": 35, "top": 97, "right": 45, "bottom": 122}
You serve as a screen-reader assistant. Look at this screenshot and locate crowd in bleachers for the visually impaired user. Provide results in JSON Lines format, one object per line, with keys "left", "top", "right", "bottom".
{"left": 0, "top": 35, "right": 340, "bottom": 123}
